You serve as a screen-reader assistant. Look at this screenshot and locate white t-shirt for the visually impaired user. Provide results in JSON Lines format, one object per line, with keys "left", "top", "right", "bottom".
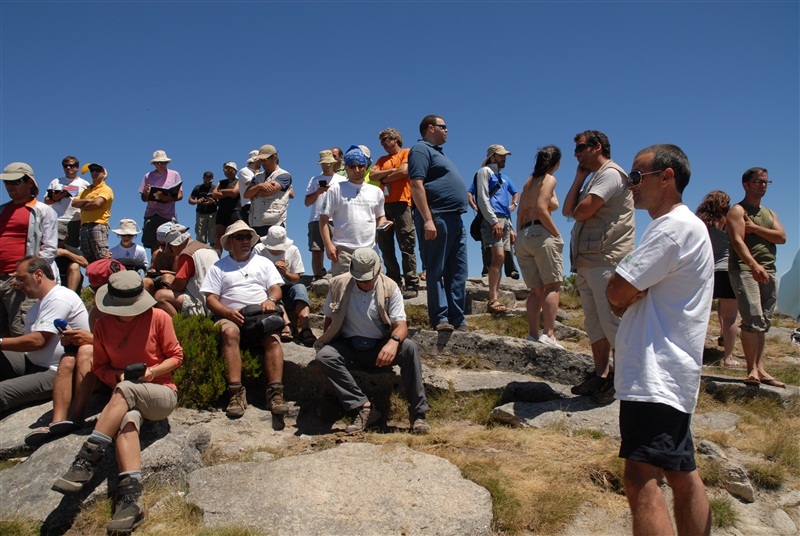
{"left": 109, "top": 243, "right": 149, "bottom": 268}
{"left": 200, "top": 252, "right": 284, "bottom": 310}
{"left": 321, "top": 181, "right": 385, "bottom": 250}
{"left": 323, "top": 283, "right": 406, "bottom": 339}
{"left": 237, "top": 166, "right": 256, "bottom": 207}
{"left": 613, "top": 204, "right": 714, "bottom": 414}
{"left": 252, "top": 243, "right": 305, "bottom": 285}
{"left": 305, "top": 173, "right": 346, "bottom": 222}
{"left": 25, "top": 285, "right": 90, "bottom": 369}
{"left": 46, "top": 176, "right": 91, "bottom": 222}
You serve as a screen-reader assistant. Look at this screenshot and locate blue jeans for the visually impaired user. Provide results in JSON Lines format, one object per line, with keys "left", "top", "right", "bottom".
{"left": 414, "top": 211, "right": 468, "bottom": 327}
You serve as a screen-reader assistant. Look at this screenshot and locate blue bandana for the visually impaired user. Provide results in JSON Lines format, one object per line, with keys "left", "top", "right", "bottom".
{"left": 343, "top": 145, "right": 368, "bottom": 167}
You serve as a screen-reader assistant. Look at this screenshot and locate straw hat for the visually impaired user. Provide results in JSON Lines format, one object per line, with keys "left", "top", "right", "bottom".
{"left": 219, "top": 220, "right": 258, "bottom": 251}
{"left": 95, "top": 272, "right": 156, "bottom": 316}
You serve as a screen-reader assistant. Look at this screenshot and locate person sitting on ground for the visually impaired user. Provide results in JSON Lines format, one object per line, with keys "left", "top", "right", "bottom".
{"left": 55, "top": 221, "right": 88, "bottom": 293}
{"left": 1, "top": 256, "right": 90, "bottom": 419}
{"left": 143, "top": 222, "right": 176, "bottom": 296}
{"left": 314, "top": 248, "right": 430, "bottom": 434}
{"left": 253, "top": 226, "right": 316, "bottom": 346}
{"left": 24, "top": 259, "right": 125, "bottom": 447}
{"left": 52, "top": 271, "right": 183, "bottom": 534}
{"left": 154, "top": 223, "right": 218, "bottom": 317}
{"left": 515, "top": 145, "right": 565, "bottom": 348}
{"left": 200, "top": 221, "right": 289, "bottom": 419}
{"left": 109, "top": 218, "right": 149, "bottom": 273}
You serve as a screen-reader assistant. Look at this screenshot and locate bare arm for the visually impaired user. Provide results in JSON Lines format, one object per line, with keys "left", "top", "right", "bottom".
{"left": 319, "top": 214, "right": 337, "bottom": 262}
{"left": 244, "top": 180, "right": 280, "bottom": 200}
{"left": 727, "top": 204, "right": 770, "bottom": 283}
{"left": 57, "top": 248, "right": 88, "bottom": 268}
{"left": 72, "top": 196, "right": 107, "bottom": 211}
{"left": 1, "top": 330, "right": 54, "bottom": 352}
{"left": 562, "top": 166, "right": 595, "bottom": 220}
{"left": 376, "top": 320, "right": 409, "bottom": 366}
{"left": 535, "top": 175, "right": 560, "bottom": 237}
{"left": 305, "top": 183, "right": 328, "bottom": 206}
{"left": 745, "top": 209, "right": 786, "bottom": 244}
{"left": 410, "top": 179, "right": 436, "bottom": 241}
{"left": 205, "top": 293, "right": 244, "bottom": 326}
{"left": 606, "top": 272, "right": 647, "bottom": 317}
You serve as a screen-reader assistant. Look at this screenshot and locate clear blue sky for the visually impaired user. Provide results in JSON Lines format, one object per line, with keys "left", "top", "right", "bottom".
{"left": 2, "top": 1, "right": 798, "bottom": 280}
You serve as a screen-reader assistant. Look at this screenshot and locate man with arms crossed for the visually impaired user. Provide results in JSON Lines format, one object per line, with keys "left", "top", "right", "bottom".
{"left": 607, "top": 144, "right": 712, "bottom": 536}
{"left": 562, "top": 130, "right": 634, "bottom": 401}
{"left": 726, "top": 167, "right": 786, "bottom": 387}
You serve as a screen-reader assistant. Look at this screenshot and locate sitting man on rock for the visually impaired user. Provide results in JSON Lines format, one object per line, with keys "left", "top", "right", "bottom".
{"left": 0, "top": 256, "right": 90, "bottom": 419}
{"left": 253, "top": 226, "right": 316, "bottom": 346}
{"left": 314, "top": 248, "right": 430, "bottom": 434}
{"left": 200, "top": 220, "right": 289, "bottom": 419}
{"left": 154, "top": 223, "right": 219, "bottom": 317}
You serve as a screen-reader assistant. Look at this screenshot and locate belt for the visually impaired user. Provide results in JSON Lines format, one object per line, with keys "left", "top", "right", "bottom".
{"left": 520, "top": 220, "right": 542, "bottom": 230}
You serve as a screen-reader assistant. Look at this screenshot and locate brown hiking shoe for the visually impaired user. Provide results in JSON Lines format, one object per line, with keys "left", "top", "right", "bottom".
{"left": 411, "top": 416, "right": 431, "bottom": 435}
{"left": 106, "top": 476, "right": 144, "bottom": 534}
{"left": 590, "top": 373, "right": 616, "bottom": 405}
{"left": 345, "top": 405, "right": 381, "bottom": 433}
{"left": 266, "top": 383, "right": 289, "bottom": 415}
{"left": 226, "top": 386, "right": 247, "bottom": 419}
{"left": 570, "top": 374, "right": 606, "bottom": 396}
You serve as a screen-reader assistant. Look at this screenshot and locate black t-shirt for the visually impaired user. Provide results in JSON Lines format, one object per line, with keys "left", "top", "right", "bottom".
{"left": 216, "top": 177, "right": 241, "bottom": 217}
{"left": 191, "top": 182, "right": 217, "bottom": 214}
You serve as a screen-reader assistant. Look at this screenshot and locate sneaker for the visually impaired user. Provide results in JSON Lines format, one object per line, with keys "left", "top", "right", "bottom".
{"left": 538, "top": 334, "right": 565, "bottom": 349}
{"left": 345, "top": 405, "right": 381, "bottom": 434}
{"left": 570, "top": 374, "right": 606, "bottom": 396}
{"left": 510, "top": 271, "right": 520, "bottom": 280}
{"left": 591, "top": 373, "right": 616, "bottom": 404}
{"left": 525, "top": 334, "right": 538, "bottom": 342}
{"left": 435, "top": 322, "right": 455, "bottom": 332}
{"left": 52, "top": 439, "right": 105, "bottom": 494}
{"left": 402, "top": 287, "right": 419, "bottom": 299}
{"left": 266, "top": 383, "right": 289, "bottom": 415}
{"left": 225, "top": 386, "right": 247, "bottom": 419}
{"left": 106, "top": 476, "right": 144, "bottom": 535}
{"left": 410, "top": 416, "right": 431, "bottom": 435}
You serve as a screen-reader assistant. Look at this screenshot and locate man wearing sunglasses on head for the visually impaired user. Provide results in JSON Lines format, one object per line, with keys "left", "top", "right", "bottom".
{"left": 0, "top": 163, "right": 59, "bottom": 337}
{"left": 72, "top": 163, "right": 114, "bottom": 264}
{"left": 562, "top": 130, "right": 635, "bottom": 402}
{"left": 45, "top": 156, "right": 90, "bottom": 248}
{"left": 606, "top": 144, "right": 713, "bottom": 536}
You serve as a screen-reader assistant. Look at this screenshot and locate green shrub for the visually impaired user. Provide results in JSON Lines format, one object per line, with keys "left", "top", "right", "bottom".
{"left": 172, "top": 315, "right": 261, "bottom": 409}
{"left": 709, "top": 495, "right": 738, "bottom": 528}
{"left": 80, "top": 286, "right": 95, "bottom": 310}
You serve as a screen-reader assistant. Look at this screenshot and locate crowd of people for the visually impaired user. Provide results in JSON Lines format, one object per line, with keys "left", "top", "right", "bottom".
{"left": 0, "top": 115, "right": 790, "bottom": 535}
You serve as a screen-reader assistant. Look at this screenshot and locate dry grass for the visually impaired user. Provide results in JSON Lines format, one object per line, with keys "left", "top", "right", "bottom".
{"left": 709, "top": 494, "right": 739, "bottom": 528}
{"left": 0, "top": 517, "right": 40, "bottom": 536}
{"left": 747, "top": 460, "right": 786, "bottom": 490}
{"left": 467, "top": 314, "right": 529, "bottom": 339}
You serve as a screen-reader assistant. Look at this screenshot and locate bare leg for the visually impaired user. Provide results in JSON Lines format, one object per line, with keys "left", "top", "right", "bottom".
{"left": 624, "top": 459, "right": 675, "bottom": 536}
{"left": 263, "top": 336, "right": 284, "bottom": 384}
{"left": 487, "top": 246, "right": 504, "bottom": 303}
{"left": 526, "top": 288, "right": 544, "bottom": 339}
{"left": 153, "top": 289, "right": 181, "bottom": 317}
{"left": 541, "top": 282, "right": 561, "bottom": 339}
{"left": 664, "top": 469, "right": 711, "bottom": 536}
{"left": 590, "top": 338, "right": 611, "bottom": 377}
{"left": 741, "top": 330, "right": 762, "bottom": 379}
{"left": 311, "top": 250, "right": 325, "bottom": 277}
{"left": 68, "top": 346, "right": 96, "bottom": 423}
{"left": 94, "top": 389, "right": 131, "bottom": 439}
{"left": 51, "top": 355, "right": 76, "bottom": 423}
{"left": 221, "top": 326, "right": 242, "bottom": 383}
{"left": 67, "top": 263, "right": 82, "bottom": 293}
{"left": 296, "top": 303, "right": 310, "bottom": 331}
{"left": 115, "top": 422, "right": 141, "bottom": 473}
{"left": 717, "top": 298, "right": 739, "bottom": 366}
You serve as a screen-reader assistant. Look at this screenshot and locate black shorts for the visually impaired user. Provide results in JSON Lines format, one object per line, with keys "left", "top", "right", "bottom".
{"left": 142, "top": 214, "right": 171, "bottom": 249}
{"left": 713, "top": 271, "right": 735, "bottom": 300}
{"left": 619, "top": 400, "right": 696, "bottom": 471}
{"left": 216, "top": 209, "right": 241, "bottom": 227}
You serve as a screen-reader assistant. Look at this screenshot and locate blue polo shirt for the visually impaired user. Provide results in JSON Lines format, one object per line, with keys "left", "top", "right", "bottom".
{"left": 467, "top": 170, "right": 518, "bottom": 219}
{"left": 408, "top": 140, "right": 468, "bottom": 215}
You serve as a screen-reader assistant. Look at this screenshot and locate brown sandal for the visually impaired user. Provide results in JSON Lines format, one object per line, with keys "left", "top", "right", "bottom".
{"left": 280, "top": 326, "right": 294, "bottom": 342}
{"left": 487, "top": 300, "right": 508, "bottom": 314}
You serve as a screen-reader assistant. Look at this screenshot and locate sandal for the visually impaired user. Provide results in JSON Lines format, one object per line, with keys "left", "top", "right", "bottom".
{"left": 743, "top": 375, "right": 761, "bottom": 387}
{"left": 760, "top": 378, "right": 786, "bottom": 388}
{"left": 487, "top": 300, "right": 508, "bottom": 314}
{"left": 280, "top": 326, "right": 294, "bottom": 343}
{"left": 24, "top": 427, "right": 52, "bottom": 447}
{"left": 49, "top": 420, "right": 82, "bottom": 436}
{"left": 299, "top": 327, "right": 317, "bottom": 347}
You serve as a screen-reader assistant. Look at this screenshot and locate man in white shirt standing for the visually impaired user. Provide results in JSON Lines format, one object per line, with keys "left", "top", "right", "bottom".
{"left": 304, "top": 150, "right": 345, "bottom": 279}
{"left": 236, "top": 150, "right": 260, "bottom": 227}
{"left": 45, "top": 156, "right": 90, "bottom": 248}
{"left": 607, "top": 144, "right": 713, "bottom": 536}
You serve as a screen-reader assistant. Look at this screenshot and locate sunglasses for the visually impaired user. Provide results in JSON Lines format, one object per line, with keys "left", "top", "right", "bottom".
{"left": 4, "top": 177, "right": 26, "bottom": 186}
{"left": 231, "top": 233, "right": 252, "bottom": 241}
{"left": 63, "top": 163, "right": 79, "bottom": 168}
{"left": 628, "top": 169, "right": 664, "bottom": 185}
{"left": 574, "top": 143, "right": 593, "bottom": 153}
{"left": 89, "top": 168, "right": 103, "bottom": 174}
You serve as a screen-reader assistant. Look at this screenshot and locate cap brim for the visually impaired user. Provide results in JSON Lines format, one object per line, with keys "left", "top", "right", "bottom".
{"left": 0, "top": 172, "right": 28, "bottom": 181}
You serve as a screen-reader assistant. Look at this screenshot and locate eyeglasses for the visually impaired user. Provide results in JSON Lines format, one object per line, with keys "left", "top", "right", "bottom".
{"left": 574, "top": 143, "right": 593, "bottom": 154}
{"left": 4, "top": 177, "right": 25, "bottom": 186}
{"left": 628, "top": 169, "right": 664, "bottom": 185}
{"left": 63, "top": 163, "right": 79, "bottom": 168}
{"left": 749, "top": 180, "right": 772, "bottom": 186}
{"left": 380, "top": 137, "right": 391, "bottom": 143}
{"left": 231, "top": 233, "right": 252, "bottom": 241}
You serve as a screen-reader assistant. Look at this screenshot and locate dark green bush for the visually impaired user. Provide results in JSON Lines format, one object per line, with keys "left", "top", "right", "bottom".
{"left": 172, "top": 315, "right": 262, "bottom": 409}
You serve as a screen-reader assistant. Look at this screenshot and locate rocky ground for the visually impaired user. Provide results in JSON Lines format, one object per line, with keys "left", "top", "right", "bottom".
{"left": 0, "top": 277, "right": 798, "bottom": 535}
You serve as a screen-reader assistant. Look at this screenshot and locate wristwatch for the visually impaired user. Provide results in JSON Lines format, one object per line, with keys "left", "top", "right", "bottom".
{"left": 390, "top": 335, "right": 401, "bottom": 343}
{"left": 0, "top": 338, "right": 3, "bottom": 349}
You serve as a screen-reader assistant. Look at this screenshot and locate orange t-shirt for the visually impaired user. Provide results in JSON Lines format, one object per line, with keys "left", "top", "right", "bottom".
{"left": 373, "top": 148, "right": 411, "bottom": 205}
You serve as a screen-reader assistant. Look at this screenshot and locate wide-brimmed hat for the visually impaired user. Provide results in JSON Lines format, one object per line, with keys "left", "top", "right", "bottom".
{"left": 112, "top": 218, "right": 141, "bottom": 236}
{"left": 95, "top": 271, "right": 155, "bottom": 315}
{"left": 151, "top": 150, "right": 172, "bottom": 164}
{"left": 1, "top": 162, "right": 39, "bottom": 195}
{"left": 261, "top": 226, "right": 293, "bottom": 251}
{"left": 257, "top": 144, "right": 277, "bottom": 160}
{"left": 317, "top": 150, "right": 337, "bottom": 165}
{"left": 57, "top": 221, "right": 69, "bottom": 240}
{"left": 86, "top": 259, "right": 126, "bottom": 289}
{"left": 350, "top": 248, "right": 381, "bottom": 282}
{"left": 220, "top": 220, "right": 258, "bottom": 251}
{"left": 246, "top": 150, "right": 259, "bottom": 164}
{"left": 164, "top": 222, "right": 190, "bottom": 247}
{"left": 482, "top": 144, "right": 511, "bottom": 167}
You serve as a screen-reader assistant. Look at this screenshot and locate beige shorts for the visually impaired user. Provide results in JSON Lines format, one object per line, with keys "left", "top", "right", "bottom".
{"left": 577, "top": 265, "right": 621, "bottom": 345}
{"left": 515, "top": 224, "right": 564, "bottom": 287}
{"left": 330, "top": 245, "right": 356, "bottom": 276}
{"left": 116, "top": 381, "right": 177, "bottom": 433}
{"left": 729, "top": 270, "right": 777, "bottom": 332}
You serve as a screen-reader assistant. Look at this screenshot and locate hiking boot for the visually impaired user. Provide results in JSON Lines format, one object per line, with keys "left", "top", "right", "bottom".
{"left": 510, "top": 270, "right": 520, "bottom": 280}
{"left": 455, "top": 325, "right": 469, "bottom": 333}
{"left": 106, "top": 476, "right": 144, "bottom": 535}
{"left": 591, "top": 373, "right": 616, "bottom": 404}
{"left": 410, "top": 415, "right": 431, "bottom": 435}
{"left": 435, "top": 322, "right": 455, "bottom": 332}
{"left": 570, "top": 374, "right": 606, "bottom": 396}
{"left": 266, "top": 383, "right": 289, "bottom": 415}
{"left": 402, "top": 287, "right": 418, "bottom": 299}
{"left": 345, "top": 405, "right": 381, "bottom": 434}
{"left": 225, "top": 385, "right": 247, "bottom": 419}
{"left": 52, "top": 439, "right": 105, "bottom": 494}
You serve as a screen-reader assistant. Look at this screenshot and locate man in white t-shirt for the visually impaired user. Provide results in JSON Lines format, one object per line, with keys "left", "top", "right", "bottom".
{"left": 253, "top": 226, "right": 316, "bottom": 347}
{"left": 0, "top": 256, "right": 90, "bottom": 415}
{"left": 45, "top": 156, "right": 90, "bottom": 248}
{"left": 236, "top": 150, "right": 260, "bottom": 227}
{"left": 319, "top": 145, "right": 387, "bottom": 276}
{"left": 314, "top": 249, "right": 429, "bottom": 434}
{"left": 304, "top": 150, "right": 346, "bottom": 279}
{"left": 200, "top": 221, "right": 288, "bottom": 419}
{"left": 606, "top": 144, "right": 713, "bottom": 536}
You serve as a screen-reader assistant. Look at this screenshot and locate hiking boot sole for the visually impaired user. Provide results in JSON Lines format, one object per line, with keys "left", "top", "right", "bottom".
{"left": 107, "top": 515, "right": 143, "bottom": 535}
{"left": 52, "top": 477, "right": 86, "bottom": 495}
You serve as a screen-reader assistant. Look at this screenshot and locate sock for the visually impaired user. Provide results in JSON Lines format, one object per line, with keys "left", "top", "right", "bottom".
{"left": 88, "top": 430, "right": 113, "bottom": 447}
{"left": 120, "top": 470, "right": 142, "bottom": 482}
{"left": 228, "top": 382, "right": 242, "bottom": 391}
